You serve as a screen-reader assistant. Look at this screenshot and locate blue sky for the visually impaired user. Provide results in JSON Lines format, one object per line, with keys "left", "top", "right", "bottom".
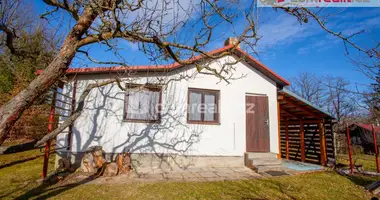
{"left": 33, "top": 1, "right": 380, "bottom": 90}
{"left": 254, "top": 7, "right": 380, "bottom": 88}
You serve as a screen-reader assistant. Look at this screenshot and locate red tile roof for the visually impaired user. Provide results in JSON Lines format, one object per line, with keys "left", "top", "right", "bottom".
{"left": 38, "top": 45, "right": 290, "bottom": 86}
{"left": 65, "top": 45, "right": 233, "bottom": 75}
{"left": 354, "top": 123, "right": 380, "bottom": 134}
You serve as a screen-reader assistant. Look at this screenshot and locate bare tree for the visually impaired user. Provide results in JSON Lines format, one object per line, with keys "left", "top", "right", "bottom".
{"left": 290, "top": 72, "right": 327, "bottom": 108}
{"left": 325, "top": 76, "right": 357, "bottom": 122}
{"left": 289, "top": 72, "right": 363, "bottom": 123}
{"left": 361, "top": 66, "right": 380, "bottom": 124}
{"left": 0, "top": 0, "right": 262, "bottom": 145}
{"left": 0, "top": 0, "right": 379, "bottom": 146}
{"left": 346, "top": 51, "right": 380, "bottom": 124}
{"left": 0, "top": 0, "right": 33, "bottom": 55}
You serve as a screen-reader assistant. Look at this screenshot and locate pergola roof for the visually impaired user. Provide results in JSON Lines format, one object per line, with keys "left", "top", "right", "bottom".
{"left": 278, "top": 88, "right": 335, "bottom": 122}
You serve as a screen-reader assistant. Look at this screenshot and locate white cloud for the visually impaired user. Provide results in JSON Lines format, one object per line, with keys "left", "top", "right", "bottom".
{"left": 256, "top": 13, "right": 320, "bottom": 50}
{"left": 296, "top": 34, "right": 341, "bottom": 55}
{"left": 121, "top": 0, "right": 200, "bottom": 35}
{"left": 297, "top": 47, "right": 308, "bottom": 55}
{"left": 339, "top": 15, "right": 380, "bottom": 36}
{"left": 257, "top": 8, "right": 380, "bottom": 57}
{"left": 363, "top": 15, "right": 380, "bottom": 27}
{"left": 126, "top": 41, "right": 139, "bottom": 51}
{"left": 89, "top": 0, "right": 201, "bottom": 53}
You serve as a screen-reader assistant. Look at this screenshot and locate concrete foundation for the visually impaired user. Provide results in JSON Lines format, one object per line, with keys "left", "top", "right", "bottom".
{"left": 55, "top": 151, "right": 245, "bottom": 172}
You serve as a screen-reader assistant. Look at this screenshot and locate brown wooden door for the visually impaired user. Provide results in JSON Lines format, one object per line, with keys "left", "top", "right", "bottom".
{"left": 246, "top": 95, "right": 270, "bottom": 152}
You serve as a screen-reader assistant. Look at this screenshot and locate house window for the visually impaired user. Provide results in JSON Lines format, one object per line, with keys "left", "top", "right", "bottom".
{"left": 124, "top": 85, "right": 161, "bottom": 122}
{"left": 187, "top": 88, "right": 220, "bottom": 124}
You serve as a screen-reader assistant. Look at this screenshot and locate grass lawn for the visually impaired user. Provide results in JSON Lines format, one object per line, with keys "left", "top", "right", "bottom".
{"left": 0, "top": 149, "right": 379, "bottom": 200}
{"left": 336, "top": 154, "right": 380, "bottom": 172}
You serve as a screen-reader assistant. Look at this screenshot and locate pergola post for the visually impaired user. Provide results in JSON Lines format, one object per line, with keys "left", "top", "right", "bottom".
{"left": 319, "top": 120, "right": 327, "bottom": 165}
{"left": 300, "top": 120, "right": 305, "bottom": 162}
{"left": 285, "top": 121, "right": 289, "bottom": 159}
{"left": 277, "top": 101, "right": 282, "bottom": 159}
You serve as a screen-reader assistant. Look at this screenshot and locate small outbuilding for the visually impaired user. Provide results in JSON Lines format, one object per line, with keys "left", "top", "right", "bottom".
{"left": 39, "top": 38, "right": 337, "bottom": 174}
{"left": 349, "top": 123, "right": 380, "bottom": 154}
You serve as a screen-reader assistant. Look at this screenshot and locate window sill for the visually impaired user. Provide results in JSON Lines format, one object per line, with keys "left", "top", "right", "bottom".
{"left": 187, "top": 121, "right": 221, "bottom": 125}
{"left": 122, "top": 119, "right": 161, "bottom": 124}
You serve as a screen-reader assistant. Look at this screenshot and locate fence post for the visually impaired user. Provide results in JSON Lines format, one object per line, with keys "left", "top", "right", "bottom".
{"left": 346, "top": 123, "right": 354, "bottom": 174}
{"left": 371, "top": 124, "right": 380, "bottom": 173}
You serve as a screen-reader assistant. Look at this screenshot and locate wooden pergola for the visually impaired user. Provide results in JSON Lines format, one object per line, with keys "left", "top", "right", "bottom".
{"left": 277, "top": 89, "right": 335, "bottom": 165}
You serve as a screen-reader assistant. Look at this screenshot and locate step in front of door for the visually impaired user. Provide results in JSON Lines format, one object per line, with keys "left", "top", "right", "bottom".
{"left": 246, "top": 152, "right": 278, "bottom": 159}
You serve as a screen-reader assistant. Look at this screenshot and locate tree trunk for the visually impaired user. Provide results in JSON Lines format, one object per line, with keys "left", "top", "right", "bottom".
{"left": 0, "top": 7, "right": 98, "bottom": 146}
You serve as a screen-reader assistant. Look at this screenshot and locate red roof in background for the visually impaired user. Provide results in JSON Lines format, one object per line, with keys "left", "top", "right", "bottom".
{"left": 38, "top": 45, "right": 290, "bottom": 86}
{"left": 354, "top": 123, "right": 380, "bottom": 134}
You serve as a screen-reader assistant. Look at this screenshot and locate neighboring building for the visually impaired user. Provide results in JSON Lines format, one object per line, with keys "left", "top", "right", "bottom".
{"left": 54, "top": 38, "right": 335, "bottom": 171}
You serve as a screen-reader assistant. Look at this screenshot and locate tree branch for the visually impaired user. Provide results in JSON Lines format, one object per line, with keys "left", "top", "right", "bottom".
{"left": 278, "top": 7, "right": 371, "bottom": 56}
{"left": 0, "top": 25, "right": 18, "bottom": 55}
{"left": 35, "top": 78, "right": 120, "bottom": 147}
{"left": 42, "top": 0, "right": 79, "bottom": 20}
{"left": 77, "top": 50, "right": 127, "bottom": 65}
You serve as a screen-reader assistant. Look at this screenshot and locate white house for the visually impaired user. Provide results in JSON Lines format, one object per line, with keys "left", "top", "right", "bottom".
{"left": 54, "top": 38, "right": 334, "bottom": 172}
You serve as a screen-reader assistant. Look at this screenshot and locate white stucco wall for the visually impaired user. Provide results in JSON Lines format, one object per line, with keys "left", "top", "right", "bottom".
{"left": 56, "top": 56, "right": 279, "bottom": 157}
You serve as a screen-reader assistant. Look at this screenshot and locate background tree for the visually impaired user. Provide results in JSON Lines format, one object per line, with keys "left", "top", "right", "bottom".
{"left": 0, "top": 0, "right": 61, "bottom": 141}
{"left": 325, "top": 76, "right": 358, "bottom": 123}
{"left": 290, "top": 72, "right": 326, "bottom": 108}
{"left": 289, "top": 73, "right": 360, "bottom": 123}
{"left": 345, "top": 46, "right": 380, "bottom": 124}
{"left": 365, "top": 66, "right": 380, "bottom": 124}
{"left": 0, "top": 28, "right": 61, "bottom": 141}
{"left": 0, "top": 28, "right": 60, "bottom": 103}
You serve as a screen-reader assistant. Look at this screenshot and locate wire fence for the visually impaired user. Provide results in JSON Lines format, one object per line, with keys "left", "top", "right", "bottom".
{"left": 335, "top": 123, "right": 380, "bottom": 174}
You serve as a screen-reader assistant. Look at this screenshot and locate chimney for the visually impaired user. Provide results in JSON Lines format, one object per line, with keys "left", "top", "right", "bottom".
{"left": 224, "top": 37, "right": 240, "bottom": 48}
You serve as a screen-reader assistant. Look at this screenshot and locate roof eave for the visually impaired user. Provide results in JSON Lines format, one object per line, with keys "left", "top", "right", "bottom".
{"left": 37, "top": 46, "right": 290, "bottom": 87}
